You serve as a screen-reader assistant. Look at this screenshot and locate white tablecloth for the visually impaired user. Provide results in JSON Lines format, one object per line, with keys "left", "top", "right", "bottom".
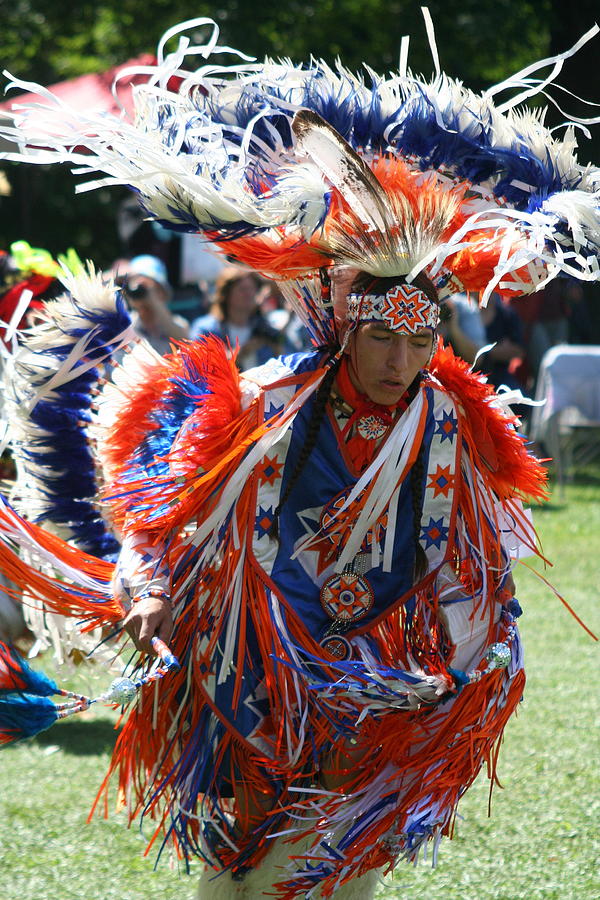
{"left": 529, "top": 344, "right": 600, "bottom": 442}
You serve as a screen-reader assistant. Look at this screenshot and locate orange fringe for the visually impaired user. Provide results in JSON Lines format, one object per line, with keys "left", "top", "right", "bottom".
{"left": 0, "top": 504, "right": 122, "bottom": 627}
{"left": 429, "top": 339, "right": 548, "bottom": 503}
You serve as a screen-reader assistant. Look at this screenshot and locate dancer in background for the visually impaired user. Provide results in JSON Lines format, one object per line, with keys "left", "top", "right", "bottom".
{"left": 0, "top": 15, "right": 599, "bottom": 900}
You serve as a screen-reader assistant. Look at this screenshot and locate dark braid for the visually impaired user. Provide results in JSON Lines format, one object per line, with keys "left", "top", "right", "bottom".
{"left": 269, "top": 355, "right": 342, "bottom": 538}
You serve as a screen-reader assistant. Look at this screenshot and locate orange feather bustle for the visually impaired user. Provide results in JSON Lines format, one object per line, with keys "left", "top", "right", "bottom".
{"left": 211, "top": 229, "right": 329, "bottom": 278}
{"left": 101, "top": 335, "right": 241, "bottom": 482}
{"left": 445, "top": 232, "right": 538, "bottom": 299}
{"left": 102, "top": 335, "right": 259, "bottom": 536}
{"left": 207, "top": 155, "right": 531, "bottom": 300}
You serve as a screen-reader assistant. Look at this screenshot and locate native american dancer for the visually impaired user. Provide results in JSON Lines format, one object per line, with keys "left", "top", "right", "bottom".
{"left": 0, "top": 15, "right": 598, "bottom": 900}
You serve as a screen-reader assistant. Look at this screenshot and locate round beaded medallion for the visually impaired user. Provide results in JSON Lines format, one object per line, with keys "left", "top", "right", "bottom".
{"left": 320, "top": 634, "right": 352, "bottom": 660}
{"left": 356, "top": 414, "right": 388, "bottom": 439}
{"left": 320, "top": 572, "right": 374, "bottom": 622}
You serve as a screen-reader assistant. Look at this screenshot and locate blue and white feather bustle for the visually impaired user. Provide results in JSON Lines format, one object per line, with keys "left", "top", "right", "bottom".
{"left": 1, "top": 16, "right": 599, "bottom": 309}
{"left": 0, "top": 266, "right": 138, "bottom": 662}
{"left": 1, "top": 265, "right": 137, "bottom": 561}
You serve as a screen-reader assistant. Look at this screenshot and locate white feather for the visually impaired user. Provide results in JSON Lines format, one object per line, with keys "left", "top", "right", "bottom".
{"left": 292, "top": 108, "right": 391, "bottom": 232}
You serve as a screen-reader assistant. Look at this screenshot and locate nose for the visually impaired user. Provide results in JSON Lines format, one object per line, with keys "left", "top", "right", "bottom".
{"left": 386, "top": 335, "right": 409, "bottom": 372}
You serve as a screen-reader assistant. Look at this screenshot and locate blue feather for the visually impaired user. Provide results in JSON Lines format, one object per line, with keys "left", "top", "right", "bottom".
{"left": 10, "top": 291, "right": 131, "bottom": 560}
{"left": 0, "top": 692, "right": 60, "bottom": 744}
{"left": 0, "top": 641, "right": 59, "bottom": 696}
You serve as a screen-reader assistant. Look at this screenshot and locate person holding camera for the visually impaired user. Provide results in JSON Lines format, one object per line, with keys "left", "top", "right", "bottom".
{"left": 120, "top": 254, "right": 189, "bottom": 355}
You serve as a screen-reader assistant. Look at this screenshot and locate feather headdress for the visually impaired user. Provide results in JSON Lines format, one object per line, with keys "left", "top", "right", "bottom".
{"left": 2, "top": 15, "right": 599, "bottom": 343}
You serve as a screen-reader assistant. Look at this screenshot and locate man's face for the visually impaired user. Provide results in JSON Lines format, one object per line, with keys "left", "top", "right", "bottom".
{"left": 126, "top": 276, "right": 167, "bottom": 325}
{"left": 346, "top": 322, "right": 433, "bottom": 405}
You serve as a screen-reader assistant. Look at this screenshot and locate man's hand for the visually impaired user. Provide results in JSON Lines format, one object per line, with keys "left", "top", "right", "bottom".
{"left": 123, "top": 594, "right": 173, "bottom": 654}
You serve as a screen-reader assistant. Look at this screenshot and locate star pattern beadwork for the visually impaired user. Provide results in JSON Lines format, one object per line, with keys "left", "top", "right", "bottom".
{"left": 265, "top": 399, "right": 285, "bottom": 419}
{"left": 320, "top": 572, "right": 374, "bottom": 622}
{"left": 346, "top": 282, "right": 439, "bottom": 333}
{"left": 434, "top": 410, "right": 458, "bottom": 443}
{"left": 420, "top": 516, "right": 449, "bottom": 550}
{"left": 257, "top": 454, "right": 284, "bottom": 486}
{"left": 254, "top": 505, "right": 274, "bottom": 538}
{"left": 427, "top": 463, "right": 454, "bottom": 498}
{"left": 357, "top": 414, "right": 388, "bottom": 439}
{"left": 380, "top": 284, "right": 437, "bottom": 331}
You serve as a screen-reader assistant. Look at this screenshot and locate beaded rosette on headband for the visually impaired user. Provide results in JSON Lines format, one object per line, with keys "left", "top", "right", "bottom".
{"left": 346, "top": 282, "right": 440, "bottom": 334}
{"left": 1, "top": 15, "right": 600, "bottom": 346}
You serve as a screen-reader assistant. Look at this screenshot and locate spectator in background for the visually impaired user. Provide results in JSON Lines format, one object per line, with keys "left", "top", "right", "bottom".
{"left": 438, "top": 293, "right": 485, "bottom": 363}
{"left": 190, "top": 265, "right": 282, "bottom": 368}
{"left": 118, "top": 254, "right": 189, "bottom": 355}
{"left": 259, "top": 280, "right": 313, "bottom": 353}
{"left": 478, "top": 292, "right": 525, "bottom": 392}
{"left": 512, "top": 279, "right": 570, "bottom": 385}
{"left": 116, "top": 195, "right": 181, "bottom": 289}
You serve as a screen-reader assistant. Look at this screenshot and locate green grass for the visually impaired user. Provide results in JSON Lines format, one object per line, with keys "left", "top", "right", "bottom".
{"left": 1, "top": 472, "right": 598, "bottom": 900}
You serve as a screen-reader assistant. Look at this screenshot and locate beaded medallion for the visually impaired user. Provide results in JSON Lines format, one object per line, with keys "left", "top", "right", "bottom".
{"left": 319, "top": 634, "right": 352, "bottom": 660}
{"left": 320, "top": 571, "right": 374, "bottom": 623}
{"left": 356, "top": 414, "right": 388, "bottom": 439}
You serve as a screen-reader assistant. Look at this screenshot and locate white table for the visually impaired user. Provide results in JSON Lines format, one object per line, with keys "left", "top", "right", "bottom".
{"left": 529, "top": 344, "right": 600, "bottom": 490}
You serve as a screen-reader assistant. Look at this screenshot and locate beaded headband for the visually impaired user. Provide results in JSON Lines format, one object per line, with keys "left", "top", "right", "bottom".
{"left": 346, "top": 282, "right": 439, "bottom": 334}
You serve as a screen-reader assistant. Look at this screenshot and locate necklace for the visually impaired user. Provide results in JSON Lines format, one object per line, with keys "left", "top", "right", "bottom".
{"left": 330, "top": 391, "right": 396, "bottom": 441}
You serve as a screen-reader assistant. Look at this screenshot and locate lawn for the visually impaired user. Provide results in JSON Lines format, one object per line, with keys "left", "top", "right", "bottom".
{"left": 1, "top": 472, "right": 598, "bottom": 900}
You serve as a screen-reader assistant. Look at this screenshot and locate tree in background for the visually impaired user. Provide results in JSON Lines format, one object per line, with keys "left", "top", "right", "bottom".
{"left": 0, "top": 0, "right": 555, "bottom": 82}
{"left": 0, "top": 0, "right": 597, "bottom": 269}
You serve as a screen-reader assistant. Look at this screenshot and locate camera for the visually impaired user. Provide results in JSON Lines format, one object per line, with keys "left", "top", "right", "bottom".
{"left": 124, "top": 282, "right": 149, "bottom": 302}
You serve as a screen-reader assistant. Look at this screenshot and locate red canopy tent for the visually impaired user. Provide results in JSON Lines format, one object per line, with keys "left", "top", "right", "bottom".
{"left": 0, "top": 55, "right": 182, "bottom": 271}
{"left": 0, "top": 54, "right": 158, "bottom": 121}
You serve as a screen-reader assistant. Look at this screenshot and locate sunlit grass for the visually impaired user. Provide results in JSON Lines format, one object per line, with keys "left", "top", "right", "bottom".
{"left": 1, "top": 472, "right": 598, "bottom": 899}
{"left": 379, "top": 471, "right": 600, "bottom": 899}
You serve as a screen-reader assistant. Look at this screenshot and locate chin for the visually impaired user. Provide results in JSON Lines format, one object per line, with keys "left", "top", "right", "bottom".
{"left": 372, "top": 386, "right": 404, "bottom": 405}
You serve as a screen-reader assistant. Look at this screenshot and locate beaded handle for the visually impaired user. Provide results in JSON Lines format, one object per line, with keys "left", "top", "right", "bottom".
{"left": 449, "top": 603, "right": 520, "bottom": 689}
{"left": 55, "top": 637, "right": 180, "bottom": 718}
